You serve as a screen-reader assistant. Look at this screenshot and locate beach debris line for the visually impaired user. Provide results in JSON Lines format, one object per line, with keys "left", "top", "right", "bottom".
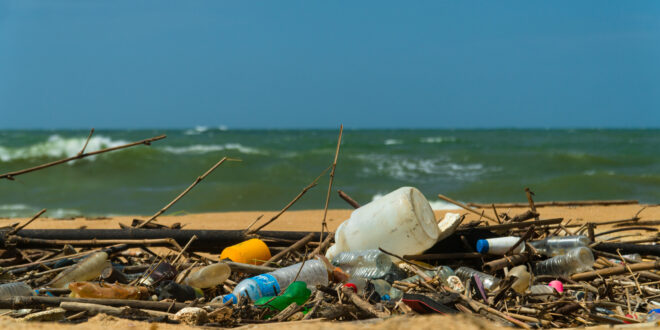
{"left": 2, "top": 187, "right": 660, "bottom": 327}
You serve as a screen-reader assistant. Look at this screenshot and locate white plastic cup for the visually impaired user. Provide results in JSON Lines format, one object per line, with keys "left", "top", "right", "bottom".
{"left": 325, "top": 187, "right": 440, "bottom": 262}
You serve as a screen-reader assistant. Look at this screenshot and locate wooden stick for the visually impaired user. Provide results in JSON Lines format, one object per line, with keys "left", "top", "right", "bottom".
{"left": 9, "top": 208, "right": 46, "bottom": 235}
{"left": 310, "top": 232, "right": 334, "bottom": 256}
{"left": 10, "top": 237, "right": 183, "bottom": 250}
{"left": 172, "top": 235, "right": 197, "bottom": 265}
{"left": 247, "top": 166, "right": 331, "bottom": 234}
{"left": 0, "top": 134, "right": 166, "bottom": 180}
{"left": 467, "top": 200, "right": 639, "bottom": 208}
{"left": 572, "top": 260, "right": 660, "bottom": 281}
{"left": 77, "top": 128, "right": 95, "bottom": 156}
{"left": 437, "top": 194, "right": 498, "bottom": 223}
{"left": 263, "top": 232, "right": 315, "bottom": 267}
{"left": 524, "top": 188, "right": 540, "bottom": 221}
{"left": 137, "top": 157, "right": 233, "bottom": 228}
{"left": 0, "top": 295, "right": 193, "bottom": 313}
{"left": 320, "top": 125, "right": 343, "bottom": 247}
{"left": 60, "top": 301, "right": 174, "bottom": 318}
{"left": 491, "top": 204, "right": 502, "bottom": 224}
{"left": 483, "top": 254, "right": 529, "bottom": 272}
{"left": 341, "top": 287, "right": 390, "bottom": 318}
{"left": 337, "top": 190, "right": 360, "bottom": 209}
{"left": 403, "top": 252, "right": 483, "bottom": 260}
{"left": 479, "top": 218, "right": 563, "bottom": 231}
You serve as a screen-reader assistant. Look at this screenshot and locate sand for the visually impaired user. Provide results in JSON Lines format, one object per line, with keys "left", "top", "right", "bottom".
{"left": 2, "top": 203, "right": 660, "bottom": 329}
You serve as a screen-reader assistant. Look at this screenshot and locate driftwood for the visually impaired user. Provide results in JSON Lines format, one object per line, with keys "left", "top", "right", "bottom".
{"left": 0, "top": 134, "right": 166, "bottom": 180}
{"left": 571, "top": 260, "right": 660, "bottom": 280}
{"left": 320, "top": 125, "right": 343, "bottom": 246}
{"left": 437, "top": 194, "right": 498, "bottom": 223}
{"left": 337, "top": 190, "right": 361, "bottom": 209}
{"left": 263, "top": 232, "right": 315, "bottom": 267}
{"left": 467, "top": 200, "right": 639, "bottom": 208}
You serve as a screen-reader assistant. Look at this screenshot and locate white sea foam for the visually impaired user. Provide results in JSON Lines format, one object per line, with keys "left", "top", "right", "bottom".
{"left": 354, "top": 153, "right": 496, "bottom": 181}
{"left": 370, "top": 194, "right": 461, "bottom": 210}
{"left": 0, "top": 135, "right": 128, "bottom": 162}
{"left": 0, "top": 204, "right": 81, "bottom": 218}
{"left": 420, "top": 136, "right": 457, "bottom": 144}
{"left": 384, "top": 139, "right": 403, "bottom": 145}
{"left": 161, "top": 143, "right": 263, "bottom": 155}
{"left": 184, "top": 126, "right": 209, "bottom": 135}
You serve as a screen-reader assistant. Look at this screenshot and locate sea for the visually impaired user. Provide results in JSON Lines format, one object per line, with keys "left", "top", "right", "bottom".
{"left": 0, "top": 128, "right": 658, "bottom": 218}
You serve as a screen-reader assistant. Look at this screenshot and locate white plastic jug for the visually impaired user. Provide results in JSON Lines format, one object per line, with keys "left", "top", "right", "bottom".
{"left": 326, "top": 187, "right": 440, "bottom": 261}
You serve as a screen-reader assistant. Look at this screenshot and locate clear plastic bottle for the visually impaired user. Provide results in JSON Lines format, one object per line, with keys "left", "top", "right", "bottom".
{"left": 534, "top": 247, "right": 594, "bottom": 276}
{"left": 49, "top": 252, "right": 110, "bottom": 288}
{"left": 508, "top": 265, "right": 531, "bottom": 294}
{"left": 69, "top": 282, "right": 148, "bottom": 299}
{"left": 331, "top": 249, "right": 393, "bottom": 279}
{"left": 0, "top": 282, "right": 33, "bottom": 298}
{"left": 183, "top": 263, "right": 231, "bottom": 289}
{"left": 456, "top": 267, "right": 501, "bottom": 291}
{"left": 218, "top": 258, "right": 329, "bottom": 304}
{"left": 529, "top": 236, "right": 590, "bottom": 256}
{"left": 371, "top": 279, "right": 393, "bottom": 300}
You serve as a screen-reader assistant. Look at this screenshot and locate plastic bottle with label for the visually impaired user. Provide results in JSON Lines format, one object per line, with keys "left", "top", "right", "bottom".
{"left": 476, "top": 237, "right": 525, "bottom": 255}
{"left": 219, "top": 258, "right": 329, "bottom": 304}
{"left": 529, "top": 236, "right": 590, "bottom": 256}
{"left": 534, "top": 247, "right": 594, "bottom": 276}
{"left": 183, "top": 263, "right": 231, "bottom": 289}
{"left": 331, "top": 249, "right": 393, "bottom": 279}
{"left": 49, "top": 252, "right": 110, "bottom": 288}
{"left": 326, "top": 187, "right": 440, "bottom": 262}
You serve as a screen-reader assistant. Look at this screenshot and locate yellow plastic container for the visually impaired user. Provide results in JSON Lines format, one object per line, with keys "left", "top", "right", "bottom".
{"left": 220, "top": 238, "right": 271, "bottom": 265}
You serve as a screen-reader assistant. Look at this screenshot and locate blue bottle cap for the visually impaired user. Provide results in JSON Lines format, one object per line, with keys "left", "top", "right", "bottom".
{"left": 222, "top": 294, "right": 237, "bottom": 304}
{"left": 476, "top": 239, "right": 489, "bottom": 254}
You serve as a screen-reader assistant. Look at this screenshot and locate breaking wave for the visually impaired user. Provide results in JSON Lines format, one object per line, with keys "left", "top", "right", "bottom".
{"left": 420, "top": 136, "right": 457, "bottom": 143}
{"left": 0, "top": 135, "right": 128, "bottom": 162}
{"left": 160, "top": 143, "right": 264, "bottom": 155}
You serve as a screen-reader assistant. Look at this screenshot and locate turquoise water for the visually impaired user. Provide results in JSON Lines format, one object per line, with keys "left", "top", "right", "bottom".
{"left": 0, "top": 128, "right": 658, "bottom": 218}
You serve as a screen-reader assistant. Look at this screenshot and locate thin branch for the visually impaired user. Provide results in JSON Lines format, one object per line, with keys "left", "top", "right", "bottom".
{"left": 437, "top": 194, "right": 498, "bottom": 223}
{"left": 1, "top": 134, "right": 167, "bottom": 180}
{"left": 77, "top": 128, "right": 95, "bottom": 156}
{"left": 320, "top": 125, "right": 343, "bottom": 247}
{"left": 10, "top": 208, "right": 47, "bottom": 235}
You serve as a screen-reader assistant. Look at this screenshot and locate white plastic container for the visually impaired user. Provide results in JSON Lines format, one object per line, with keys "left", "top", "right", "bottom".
{"left": 476, "top": 236, "right": 525, "bottom": 255}
{"left": 326, "top": 187, "right": 439, "bottom": 261}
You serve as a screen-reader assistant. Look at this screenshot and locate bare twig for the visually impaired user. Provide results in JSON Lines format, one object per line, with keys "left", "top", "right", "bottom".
{"left": 320, "top": 125, "right": 343, "bottom": 247}
{"left": 77, "top": 128, "right": 95, "bottom": 156}
{"left": 337, "top": 190, "right": 360, "bottom": 209}
{"left": 437, "top": 194, "right": 498, "bottom": 223}
{"left": 1, "top": 134, "right": 166, "bottom": 181}
{"left": 10, "top": 208, "right": 47, "bottom": 235}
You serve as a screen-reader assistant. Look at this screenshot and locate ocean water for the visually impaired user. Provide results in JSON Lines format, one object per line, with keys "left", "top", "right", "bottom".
{"left": 0, "top": 128, "right": 658, "bottom": 218}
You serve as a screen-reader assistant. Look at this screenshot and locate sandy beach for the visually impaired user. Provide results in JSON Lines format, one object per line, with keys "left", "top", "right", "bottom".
{"left": 2, "top": 203, "right": 660, "bottom": 329}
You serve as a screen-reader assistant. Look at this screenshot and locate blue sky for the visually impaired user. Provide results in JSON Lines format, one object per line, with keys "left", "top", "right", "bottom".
{"left": 1, "top": 1, "right": 659, "bottom": 129}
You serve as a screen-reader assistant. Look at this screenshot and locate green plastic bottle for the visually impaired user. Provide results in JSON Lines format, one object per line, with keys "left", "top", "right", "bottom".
{"left": 254, "top": 281, "right": 311, "bottom": 311}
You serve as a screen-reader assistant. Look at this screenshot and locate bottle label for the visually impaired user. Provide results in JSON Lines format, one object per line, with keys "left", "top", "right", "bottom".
{"left": 253, "top": 274, "right": 281, "bottom": 297}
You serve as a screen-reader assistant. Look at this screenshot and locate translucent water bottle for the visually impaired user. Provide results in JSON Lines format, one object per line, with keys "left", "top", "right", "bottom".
{"left": 331, "top": 249, "right": 393, "bottom": 279}
{"left": 183, "top": 263, "right": 231, "bottom": 289}
{"left": 0, "top": 282, "right": 33, "bottom": 299}
{"left": 49, "top": 252, "right": 110, "bottom": 288}
{"left": 529, "top": 236, "right": 590, "bottom": 256}
{"left": 456, "top": 267, "right": 501, "bottom": 291}
{"left": 534, "top": 247, "right": 594, "bottom": 276}
{"left": 218, "top": 258, "right": 329, "bottom": 304}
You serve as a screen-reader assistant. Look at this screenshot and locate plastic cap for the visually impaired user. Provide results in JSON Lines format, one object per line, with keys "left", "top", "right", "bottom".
{"left": 343, "top": 283, "right": 358, "bottom": 293}
{"left": 548, "top": 280, "right": 564, "bottom": 293}
{"left": 476, "top": 239, "right": 489, "bottom": 254}
{"left": 222, "top": 294, "right": 237, "bottom": 304}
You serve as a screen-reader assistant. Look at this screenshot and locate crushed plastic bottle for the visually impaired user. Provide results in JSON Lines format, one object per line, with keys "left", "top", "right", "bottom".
{"left": 331, "top": 249, "right": 393, "bottom": 279}
{"left": 49, "top": 252, "right": 110, "bottom": 288}
{"left": 534, "top": 247, "right": 595, "bottom": 276}
{"left": 183, "top": 263, "right": 231, "bottom": 289}
{"left": 456, "top": 267, "right": 501, "bottom": 291}
{"left": 0, "top": 282, "right": 33, "bottom": 299}
{"left": 476, "top": 236, "right": 525, "bottom": 255}
{"left": 326, "top": 187, "right": 440, "bottom": 262}
{"left": 218, "top": 258, "right": 330, "bottom": 304}
{"left": 69, "top": 282, "right": 148, "bottom": 299}
{"left": 529, "top": 236, "right": 590, "bottom": 256}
